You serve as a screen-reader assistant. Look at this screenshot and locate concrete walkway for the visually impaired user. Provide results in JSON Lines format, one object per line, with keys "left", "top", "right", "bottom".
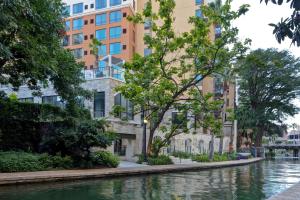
{"left": 118, "top": 161, "right": 148, "bottom": 168}
{"left": 0, "top": 158, "right": 263, "bottom": 186}
{"left": 268, "top": 182, "right": 300, "bottom": 200}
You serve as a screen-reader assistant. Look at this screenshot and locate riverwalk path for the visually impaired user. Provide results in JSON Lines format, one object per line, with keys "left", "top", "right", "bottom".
{"left": 268, "top": 182, "right": 300, "bottom": 200}
{"left": 0, "top": 158, "right": 262, "bottom": 186}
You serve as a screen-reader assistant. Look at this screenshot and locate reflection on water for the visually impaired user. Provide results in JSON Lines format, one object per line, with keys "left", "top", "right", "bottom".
{"left": 0, "top": 160, "right": 300, "bottom": 200}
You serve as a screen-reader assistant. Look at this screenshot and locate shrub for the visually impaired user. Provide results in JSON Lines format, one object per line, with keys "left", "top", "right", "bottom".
{"left": 213, "top": 154, "right": 228, "bottom": 162}
{"left": 171, "top": 151, "right": 191, "bottom": 159}
{"left": 93, "top": 151, "right": 120, "bottom": 168}
{"left": 147, "top": 155, "right": 173, "bottom": 165}
{"left": 192, "top": 154, "right": 210, "bottom": 162}
{"left": 0, "top": 152, "right": 74, "bottom": 172}
{"left": 227, "top": 152, "right": 238, "bottom": 160}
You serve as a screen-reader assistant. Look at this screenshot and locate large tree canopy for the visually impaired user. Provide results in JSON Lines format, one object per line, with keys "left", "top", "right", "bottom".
{"left": 0, "top": 0, "right": 86, "bottom": 101}
{"left": 260, "top": 0, "right": 300, "bottom": 46}
{"left": 236, "top": 48, "right": 300, "bottom": 146}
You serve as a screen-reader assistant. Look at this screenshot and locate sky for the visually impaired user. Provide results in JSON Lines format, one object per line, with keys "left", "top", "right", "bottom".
{"left": 230, "top": 0, "right": 300, "bottom": 129}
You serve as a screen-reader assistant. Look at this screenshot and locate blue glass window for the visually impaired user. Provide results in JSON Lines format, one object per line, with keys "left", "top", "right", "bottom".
{"left": 110, "top": 0, "right": 122, "bottom": 6}
{"left": 65, "top": 20, "right": 70, "bottom": 31}
{"left": 73, "top": 3, "right": 83, "bottom": 14}
{"left": 63, "top": 5, "right": 70, "bottom": 16}
{"left": 95, "top": 29, "right": 106, "bottom": 40}
{"left": 195, "top": 0, "right": 202, "bottom": 5}
{"left": 109, "top": 26, "right": 121, "bottom": 39}
{"left": 144, "top": 19, "right": 151, "bottom": 30}
{"left": 98, "top": 45, "right": 107, "bottom": 56}
{"left": 96, "top": 0, "right": 107, "bottom": 9}
{"left": 144, "top": 48, "right": 152, "bottom": 56}
{"left": 73, "top": 18, "right": 83, "bottom": 30}
{"left": 110, "top": 10, "right": 122, "bottom": 23}
{"left": 196, "top": 9, "right": 202, "bottom": 18}
{"left": 110, "top": 43, "right": 121, "bottom": 55}
{"left": 96, "top": 13, "right": 107, "bottom": 26}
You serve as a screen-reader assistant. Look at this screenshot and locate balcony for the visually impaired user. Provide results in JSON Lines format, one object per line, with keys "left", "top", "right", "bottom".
{"left": 84, "top": 55, "right": 125, "bottom": 81}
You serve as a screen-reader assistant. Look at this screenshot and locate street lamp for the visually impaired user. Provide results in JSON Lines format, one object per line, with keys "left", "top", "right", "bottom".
{"left": 141, "top": 107, "right": 148, "bottom": 163}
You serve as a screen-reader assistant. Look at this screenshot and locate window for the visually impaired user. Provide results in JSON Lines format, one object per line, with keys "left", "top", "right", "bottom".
{"left": 110, "top": 0, "right": 122, "bottom": 6}
{"left": 95, "top": 29, "right": 106, "bottom": 40}
{"left": 123, "top": 28, "right": 127, "bottom": 34}
{"left": 94, "top": 92, "right": 105, "bottom": 118}
{"left": 90, "top": 19, "right": 94, "bottom": 24}
{"left": 114, "top": 93, "right": 134, "bottom": 120}
{"left": 90, "top": 34, "right": 94, "bottom": 39}
{"left": 42, "top": 96, "right": 64, "bottom": 107}
{"left": 73, "top": 3, "right": 83, "bottom": 14}
{"left": 144, "top": 48, "right": 152, "bottom": 56}
{"left": 19, "top": 97, "right": 34, "bottom": 103}
{"left": 215, "top": 25, "right": 222, "bottom": 38}
{"left": 65, "top": 20, "right": 70, "bottom": 31}
{"left": 195, "top": 0, "right": 202, "bottom": 5}
{"left": 110, "top": 43, "right": 121, "bottom": 55}
{"left": 84, "top": 50, "right": 88, "bottom": 55}
{"left": 109, "top": 26, "right": 121, "bottom": 39}
{"left": 98, "top": 45, "right": 107, "bottom": 56}
{"left": 72, "top": 48, "right": 83, "bottom": 59}
{"left": 172, "top": 112, "right": 187, "bottom": 129}
{"left": 63, "top": 5, "right": 70, "bottom": 16}
{"left": 62, "top": 35, "right": 70, "bottom": 46}
{"left": 96, "top": 0, "right": 107, "bottom": 9}
{"left": 84, "top": 20, "right": 88, "bottom": 25}
{"left": 84, "top": 35, "right": 88, "bottom": 40}
{"left": 110, "top": 10, "right": 122, "bottom": 23}
{"left": 72, "top": 33, "right": 83, "bottom": 45}
{"left": 85, "top": 5, "right": 88, "bottom": 9}
{"left": 96, "top": 13, "right": 106, "bottom": 26}
{"left": 144, "top": 18, "right": 151, "bottom": 30}
{"left": 196, "top": 9, "right": 202, "bottom": 18}
{"left": 90, "top": 4, "right": 94, "bottom": 8}
{"left": 73, "top": 18, "right": 83, "bottom": 30}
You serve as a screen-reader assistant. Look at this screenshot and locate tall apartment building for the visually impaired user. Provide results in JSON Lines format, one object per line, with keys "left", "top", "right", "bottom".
{"left": 1, "top": 0, "right": 236, "bottom": 160}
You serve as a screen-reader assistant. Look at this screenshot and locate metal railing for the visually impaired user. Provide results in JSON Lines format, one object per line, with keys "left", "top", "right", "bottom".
{"left": 84, "top": 66, "right": 125, "bottom": 81}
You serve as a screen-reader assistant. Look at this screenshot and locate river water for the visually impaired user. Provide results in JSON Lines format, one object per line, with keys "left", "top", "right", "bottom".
{"left": 0, "top": 160, "right": 300, "bottom": 200}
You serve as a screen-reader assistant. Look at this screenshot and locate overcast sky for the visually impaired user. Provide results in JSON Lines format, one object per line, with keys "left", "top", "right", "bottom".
{"left": 230, "top": 0, "right": 300, "bottom": 128}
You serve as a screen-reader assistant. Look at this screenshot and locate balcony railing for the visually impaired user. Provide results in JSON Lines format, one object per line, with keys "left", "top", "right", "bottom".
{"left": 84, "top": 66, "right": 125, "bottom": 81}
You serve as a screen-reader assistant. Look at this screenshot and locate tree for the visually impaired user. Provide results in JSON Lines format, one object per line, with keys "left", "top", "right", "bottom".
{"left": 260, "top": 0, "right": 300, "bottom": 46}
{"left": 0, "top": 0, "right": 87, "bottom": 103}
{"left": 236, "top": 48, "right": 300, "bottom": 147}
{"left": 115, "top": 0, "right": 249, "bottom": 156}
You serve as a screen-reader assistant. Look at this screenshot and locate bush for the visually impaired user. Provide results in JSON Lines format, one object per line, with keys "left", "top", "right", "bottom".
{"left": 147, "top": 155, "right": 173, "bottom": 165}
{"left": 171, "top": 151, "right": 191, "bottom": 159}
{"left": 0, "top": 152, "right": 74, "bottom": 172}
{"left": 192, "top": 154, "right": 210, "bottom": 162}
{"left": 213, "top": 154, "right": 228, "bottom": 162}
{"left": 93, "top": 151, "right": 120, "bottom": 168}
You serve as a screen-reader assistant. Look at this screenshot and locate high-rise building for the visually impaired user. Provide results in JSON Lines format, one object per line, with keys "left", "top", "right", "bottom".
{"left": 1, "top": 0, "right": 237, "bottom": 160}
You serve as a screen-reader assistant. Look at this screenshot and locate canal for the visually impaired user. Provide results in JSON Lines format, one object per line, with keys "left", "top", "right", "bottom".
{"left": 0, "top": 160, "right": 300, "bottom": 200}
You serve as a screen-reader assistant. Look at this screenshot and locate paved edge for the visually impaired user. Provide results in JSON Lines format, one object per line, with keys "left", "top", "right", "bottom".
{"left": 0, "top": 158, "right": 263, "bottom": 186}
{"left": 267, "top": 181, "right": 300, "bottom": 200}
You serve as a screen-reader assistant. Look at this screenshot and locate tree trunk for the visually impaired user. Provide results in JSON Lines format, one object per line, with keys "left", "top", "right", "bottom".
{"left": 255, "top": 131, "right": 263, "bottom": 147}
{"left": 218, "top": 136, "right": 224, "bottom": 155}
{"left": 209, "top": 133, "right": 214, "bottom": 161}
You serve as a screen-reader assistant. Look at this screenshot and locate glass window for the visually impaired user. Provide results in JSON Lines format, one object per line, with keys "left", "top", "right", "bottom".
{"left": 96, "top": 0, "right": 107, "bottom": 9}
{"left": 73, "top": 18, "right": 83, "bottom": 30}
{"left": 63, "top": 5, "right": 70, "bottom": 16}
{"left": 195, "top": 0, "right": 202, "bottom": 5}
{"left": 65, "top": 20, "right": 70, "bottom": 31}
{"left": 98, "top": 45, "right": 107, "bottom": 56}
{"left": 110, "top": 42, "right": 121, "bottom": 55}
{"left": 114, "top": 93, "right": 134, "bottom": 120}
{"left": 110, "top": 10, "right": 122, "bottom": 23}
{"left": 109, "top": 26, "right": 121, "bottom": 39}
{"left": 110, "top": 0, "right": 122, "bottom": 6}
{"left": 19, "top": 97, "right": 34, "bottom": 103}
{"left": 95, "top": 29, "right": 106, "bottom": 41}
{"left": 96, "top": 13, "right": 106, "bottom": 26}
{"left": 62, "top": 35, "right": 70, "bottom": 46}
{"left": 144, "top": 18, "right": 151, "bottom": 30}
{"left": 196, "top": 9, "right": 202, "bottom": 18}
{"left": 72, "top": 33, "right": 83, "bottom": 45}
{"left": 144, "top": 48, "right": 152, "bottom": 56}
{"left": 94, "top": 92, "right": 105, "bottom": 118}
{"left": 42, "top": 96, "right": 64, "bottom": 108}
{"left": 73, "top": 3, "right": 83, "bottom": 14}
{"left": 72, "top": 48, "right": 83, "bottom": 59}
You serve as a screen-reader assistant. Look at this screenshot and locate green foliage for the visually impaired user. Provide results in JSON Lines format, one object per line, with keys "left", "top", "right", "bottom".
{"left": 236, "top": 48, "right": 300, "bottom": 146}
{"left": 117, "top": 0, "right": 249, "bottom": 155}
{"left": 213, "top": 154, "right": 228, "bottom": 162}
{"left": 0, "top": 152, "right": 73, "bottom": 172}
{"left": 0, "top": 0, "right": 88, "bottom": 103}
{"left": 92, "top": 151, "right": 120, "bottom": 168}
{"left": 147, "top": 155, "right": 173, "bottom": 165}
{"left": 171, "top": 151, "right": 192, "bottom": 159}
{"left": 192, "top": 154, "right": 210, "bottom": 162}
{"left": 260, "top": 0, "right": 300, "bottom": 46}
